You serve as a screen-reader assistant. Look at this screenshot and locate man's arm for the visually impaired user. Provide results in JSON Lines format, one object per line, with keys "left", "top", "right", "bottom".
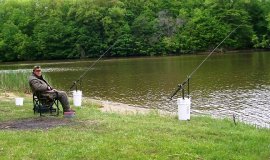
{"left": 30, "top": 79, "right": 49, "bottom": 92}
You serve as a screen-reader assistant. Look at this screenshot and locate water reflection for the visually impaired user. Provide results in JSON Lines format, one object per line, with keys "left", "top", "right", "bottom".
{"left": 0, "top": 52, "right": 270, "bottom": 128}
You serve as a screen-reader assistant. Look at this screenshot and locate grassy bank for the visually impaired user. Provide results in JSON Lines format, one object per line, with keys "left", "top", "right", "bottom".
{"left": 0, "top": 96, "right": 269, "bottom": 160}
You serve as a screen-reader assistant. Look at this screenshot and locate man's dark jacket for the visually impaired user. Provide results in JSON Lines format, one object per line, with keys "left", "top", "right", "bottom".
{"left": 28, "top": 73, "right": 54, "bottom": 99}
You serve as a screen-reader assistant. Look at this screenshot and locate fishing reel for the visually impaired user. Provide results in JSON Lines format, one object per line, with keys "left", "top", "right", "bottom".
{"left": 69, "top": 79, "right": 82, "bottom": 92}
{"left": 169, "top": 77, "right": 190, "bottom": 100}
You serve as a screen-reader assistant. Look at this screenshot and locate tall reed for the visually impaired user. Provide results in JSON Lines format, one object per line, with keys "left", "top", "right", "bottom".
{"left": 0, "top": 71, "right": 51, "bottom": 93}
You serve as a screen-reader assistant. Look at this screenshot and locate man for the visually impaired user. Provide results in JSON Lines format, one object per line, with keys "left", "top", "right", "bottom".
{"left": 29, "top": 66, "right": 75, "bottom": 113}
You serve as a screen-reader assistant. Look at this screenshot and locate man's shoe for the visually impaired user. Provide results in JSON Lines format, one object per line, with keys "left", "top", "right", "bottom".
{"left": 64, "top": 110, "right": 75, "bottom": 118}
{"left": 64, "top": 109, "right": 75, "bottom": 112}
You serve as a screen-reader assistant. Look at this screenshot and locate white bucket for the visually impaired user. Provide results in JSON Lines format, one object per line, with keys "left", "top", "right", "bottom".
{"left": 177, "top": 98, "right": 191, "bottom": 120}
{"left": 15, "top": 97, "right": 24, "bottom": 106}
{"left": 73, "top": 90, "right": 82, "bottom": 107}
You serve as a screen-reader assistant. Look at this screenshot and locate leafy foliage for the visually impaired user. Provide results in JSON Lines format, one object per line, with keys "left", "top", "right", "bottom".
{"left": 0, "top": 0, "right": 270, "bottom": 61}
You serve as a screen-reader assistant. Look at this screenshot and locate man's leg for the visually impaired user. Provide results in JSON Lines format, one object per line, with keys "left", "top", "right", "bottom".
{"left": 56, "top": 91, "right": 71, "bottom": 111}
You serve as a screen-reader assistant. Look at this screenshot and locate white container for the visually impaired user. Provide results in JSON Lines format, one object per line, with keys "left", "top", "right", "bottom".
{"left": 73, "top": 90, "right": 82, "bottom": 107}
{"left": 15, "top": 97, "right": 24, "bottom": 106}
{"left": 177, "top": 98, "right": 191, "bottom": 120}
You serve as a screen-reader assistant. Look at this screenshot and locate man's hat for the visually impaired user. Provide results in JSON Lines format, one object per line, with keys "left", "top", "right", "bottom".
{"left": 33, "top": 65, "right": 41, "bottom": 71}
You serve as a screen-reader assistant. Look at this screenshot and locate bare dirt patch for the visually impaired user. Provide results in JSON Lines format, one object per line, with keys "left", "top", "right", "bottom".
{"left": 0, "top": 92, "right": 17, "bottom": 101}
{"left": 0, "top": 92, "right": 31, "bottom": 102}
{"left": 84, "top": 98, "right": 176, "bottom": 116}
{"left": 0, "top": 117, "right": 75, "bottom": 130}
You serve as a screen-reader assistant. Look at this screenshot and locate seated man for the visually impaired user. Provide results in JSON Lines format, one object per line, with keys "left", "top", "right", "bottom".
{"left": 29, "top": 66, "right": 75, "bottom": 113}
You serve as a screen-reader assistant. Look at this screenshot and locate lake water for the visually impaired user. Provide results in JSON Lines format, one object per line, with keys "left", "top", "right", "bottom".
{"left": 1, "top": 51, "right": 270, "bottom": 128}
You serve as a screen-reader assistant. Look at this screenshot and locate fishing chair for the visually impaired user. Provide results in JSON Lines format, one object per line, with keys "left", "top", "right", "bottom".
{"left": 33, "top": 91, "right": 60, "bottom": 116}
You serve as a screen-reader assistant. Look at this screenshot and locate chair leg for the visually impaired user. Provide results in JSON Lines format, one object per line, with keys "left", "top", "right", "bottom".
{"left": 54, "top": 100, "right": 60, "bottom": 116}
{"left": 49, "top": 105, "right": 53, "bottom": 114}
{"left": 39, "top": 105, "right": 42, "bottom": 116}
{"left": 57, "top": 100, "right": 60, "bottom": 116}
{"left": 33, "top": 104, "right": 36, "bottom": 114}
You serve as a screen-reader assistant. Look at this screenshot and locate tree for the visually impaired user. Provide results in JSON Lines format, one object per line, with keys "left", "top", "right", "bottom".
{"left": 0, "top": 22, "right": 32, "bottom": 61}
{"left": 0, "top": 0, "right": 269, "bottom": 61}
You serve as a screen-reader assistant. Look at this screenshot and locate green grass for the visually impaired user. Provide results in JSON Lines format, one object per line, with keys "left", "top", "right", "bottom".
{"left": 0, "top": 97, "right": 269, "bottom": 160}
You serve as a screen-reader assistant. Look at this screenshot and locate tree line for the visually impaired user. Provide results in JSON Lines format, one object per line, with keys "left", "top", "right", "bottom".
{"left": 0, "top": 0, "right": 270, "bottom": 61}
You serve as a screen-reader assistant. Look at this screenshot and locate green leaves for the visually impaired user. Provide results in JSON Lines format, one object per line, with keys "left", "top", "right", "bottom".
{"left": 0, "top": 22, "right": 33, "bottom": 61}
{"left": 0, "top": 0, "right": 270, "bottom": 61}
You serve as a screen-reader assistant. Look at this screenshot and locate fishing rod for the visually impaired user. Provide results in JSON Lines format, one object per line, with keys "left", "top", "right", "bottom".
{"left": 69, "top": 41, "right": 118, "bottom": 91}
{"left": 169, "top": 25, "right": 241, "bottom": 100}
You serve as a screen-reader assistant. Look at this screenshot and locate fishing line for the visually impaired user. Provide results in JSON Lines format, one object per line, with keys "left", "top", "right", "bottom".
{"left": 169, "top": 25, "right": 241, "bottom": 99}
{"left": 69, "top": 41, "right": 118, "bottom": 91}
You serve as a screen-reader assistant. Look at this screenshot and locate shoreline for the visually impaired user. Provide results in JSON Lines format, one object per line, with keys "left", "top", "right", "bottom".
{"left": 0, "top": 92, "right": 176, "bottom": 116}
{"left": 1, "top": 49, "right": 270, "bottom": 64}
{"left": 2, "top": 92, "right": 270, "bottom": 129}
{"left": 83, "top": 97, "right": 177, "bottom": 116}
